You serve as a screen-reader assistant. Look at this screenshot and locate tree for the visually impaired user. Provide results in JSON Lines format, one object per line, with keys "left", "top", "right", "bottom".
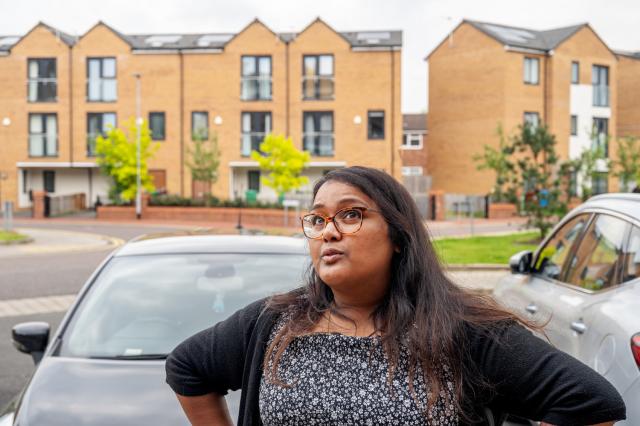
{"left": 186, "top": 130, "right": 221, "bottom": 204}
{"left": 472, "top": 124, "right": 518, "bottom": 203}
{"left": 575, "top": 145, "right": 609, "bottom": 201}
{"left": 612, "top": 136, "right": 640, "bottom": 192}
{"left": 250, "top": 134, "right": 310, "bottom": 203}
{"left": 95, "top": 118, "right": 159, "bottom": 203}
{"left": 511, "top": 122, "right": 566, "bottom": 239}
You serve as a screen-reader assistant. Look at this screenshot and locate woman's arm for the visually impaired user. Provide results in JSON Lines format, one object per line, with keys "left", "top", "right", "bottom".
{"left": 175, "top": 393, "right": 233, "bottom": 426}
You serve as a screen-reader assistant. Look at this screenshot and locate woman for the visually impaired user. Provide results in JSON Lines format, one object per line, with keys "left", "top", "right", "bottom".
{"left": 166, "top": 166, "right": 626, "bottom": 425}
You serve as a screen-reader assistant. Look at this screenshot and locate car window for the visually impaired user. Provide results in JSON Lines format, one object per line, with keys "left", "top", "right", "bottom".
{"left": 564, "top": 214, "right": 629, "bottom": 291}
{"left": 535, "top": 214, "right": 591, "bottom": 280}
{"left": 59, "top": 253, "right": 307, "bottom": 358}
{"left": 621, "top": 225, "right": 640, "bottom": 283}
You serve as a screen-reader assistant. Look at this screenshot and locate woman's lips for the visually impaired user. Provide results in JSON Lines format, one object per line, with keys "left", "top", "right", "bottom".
{"left": 321, "top": 253, "right": 344, "bottom": 264}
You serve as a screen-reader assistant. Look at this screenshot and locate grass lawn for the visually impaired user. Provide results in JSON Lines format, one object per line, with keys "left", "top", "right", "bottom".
{"left": 433, "top": 231, "right": 540, "bottom": 265}
{"left": 0, "top": 230, "right": 30, "bottom": 244}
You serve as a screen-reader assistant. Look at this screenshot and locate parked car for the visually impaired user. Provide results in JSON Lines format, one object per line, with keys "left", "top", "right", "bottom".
{"left": 0, "top": 233, "right": 308, "bottom": 426}
{"left": 494, "top": 193, "right": 640, "bottom": 425}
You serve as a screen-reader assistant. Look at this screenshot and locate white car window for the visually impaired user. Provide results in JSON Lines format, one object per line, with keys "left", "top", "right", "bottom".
{"left": 535, "top": 214, "right": 591, "bottom": 280}
{"left": 621, "top": 225, "right": 640, "bottom": 283}
{"left": 564, "top": 214, "right": 629, "bottom": 291}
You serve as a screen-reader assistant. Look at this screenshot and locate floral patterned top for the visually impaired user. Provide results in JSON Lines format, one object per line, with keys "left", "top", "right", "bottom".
{"left": 259, "top": 315, "right": 458, "bottom": 425}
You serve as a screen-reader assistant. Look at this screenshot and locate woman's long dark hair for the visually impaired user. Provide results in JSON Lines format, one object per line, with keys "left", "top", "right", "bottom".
{"left": 264, "top": 166, "right": 535, "bottom": 421}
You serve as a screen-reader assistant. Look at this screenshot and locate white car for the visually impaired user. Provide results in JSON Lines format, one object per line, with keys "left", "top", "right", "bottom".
{"left": 494, "top": 193, "right": 640, "bottom": 425}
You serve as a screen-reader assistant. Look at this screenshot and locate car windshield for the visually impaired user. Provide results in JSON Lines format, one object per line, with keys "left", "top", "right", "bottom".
{"left": 59, "top": 253, "right": 307, "bottom": 358}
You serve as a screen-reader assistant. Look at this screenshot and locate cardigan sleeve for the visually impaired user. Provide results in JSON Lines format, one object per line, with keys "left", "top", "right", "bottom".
{"left": 467, "top": 322, "right": 626, "bottom": 426}
{"left": 165, "top": 298, "right": 266, "bottom": 397}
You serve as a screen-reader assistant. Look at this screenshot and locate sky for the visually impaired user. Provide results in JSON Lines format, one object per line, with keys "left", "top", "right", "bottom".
{"left": 1, "top": 0, "right": 639, "bottom": 113}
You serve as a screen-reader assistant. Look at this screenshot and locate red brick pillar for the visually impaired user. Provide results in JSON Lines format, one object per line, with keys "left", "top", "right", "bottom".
{"left": 32, "top": 191, "right": 47, "bottom": 219}
{"left": 428, "top": 190, "right": 446, "bottom": 221}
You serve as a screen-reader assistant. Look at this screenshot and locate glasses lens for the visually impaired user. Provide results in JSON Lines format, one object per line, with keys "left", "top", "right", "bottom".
{"left": 302, "top": 214, "right": 325, "bottom": 238}
{"left": 335, "top": 208, "right": 363, "bottom": 233}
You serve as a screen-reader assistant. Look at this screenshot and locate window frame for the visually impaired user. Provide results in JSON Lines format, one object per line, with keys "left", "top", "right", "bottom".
{"left": 571, "top": 61, "right": 580, "bottom": 84}
{"left": 43, "top": 170, "right": 55, "bottom": 193}
{"left": 240, "top": 55, "right": 272, "bottom": 101}
{"left": 28, "top": 113, "right": 58, "bottom": 158}
{"left": 401, "top": 132, "right": 424, "bottom": 150}
{"left": 592, "top": 117, "right": 609, "bottom": 157}
{"left": 592, "top": 64, "right": 610, "bottom": 107}
{"left": 367, "top": 110, "right": 385, "bottom": 140}
{"left": 86, "top": 112, "right": 117, "bottom": 157}
{"left": 248, "top": 170, "right": 261, "bottom": 192}
{"left": 401, "top": 166, "right": 423, "bottom": 176}
{"left": 241, "top": 111, "right": 272, "bottom": 157}
{"left": 86, "top": 57, "right": 117, "bottom": 103}
{"left": 570, "top": 115, "right": 578, "bottom": 136}
{"left": 149, "top": 112, "right": 166, "bottom": 141}
{"left": 302, "top": 54, "right": 335, "bottom": 101}
{"left": 523, "top": 111, "right": 540, "bottom": 128}
{"left": 191, "top": 111, "right": 209, "bottom": 141}
{"left": 303, "top": 111, "right": 334, "bottom": 157}
{"left": 27, "top": 58, "right": 57, "bottom": 103}
{"left": 523, "top": 57, "right": 540, "bottom": 85}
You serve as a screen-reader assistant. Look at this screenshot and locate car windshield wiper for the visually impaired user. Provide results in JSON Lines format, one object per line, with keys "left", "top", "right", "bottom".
{"left": 91, "top": 354, "right": 168, "bottom": 360}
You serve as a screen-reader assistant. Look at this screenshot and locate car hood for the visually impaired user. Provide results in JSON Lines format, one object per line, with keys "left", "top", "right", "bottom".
{"left": 13, "top": 357, "right": 189, "bottom": 426}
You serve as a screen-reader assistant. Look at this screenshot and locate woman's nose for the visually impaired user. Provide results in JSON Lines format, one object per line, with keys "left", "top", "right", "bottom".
{"left": 322, "top": 219, "right": 342, "bottom": 241}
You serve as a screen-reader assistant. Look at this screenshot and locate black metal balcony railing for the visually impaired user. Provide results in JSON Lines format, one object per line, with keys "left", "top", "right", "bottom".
{"left": 28, "top": 80, "right": 57, "bottom": 102}
{"left": 241, "top": 77, "right": 272, "bottom": 101}
{"left": 302, "top": 76, "right": 335, "bottom": 100}
{"left": 303, "top": 134, "right": 334, "bottom": 156}
{"left": 241, "top": 133, "right": 266, "bottom": 156}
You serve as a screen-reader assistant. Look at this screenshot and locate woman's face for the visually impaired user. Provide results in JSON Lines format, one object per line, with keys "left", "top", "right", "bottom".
{"left": 308, "top": 180, "right": 397, "bottom": 298}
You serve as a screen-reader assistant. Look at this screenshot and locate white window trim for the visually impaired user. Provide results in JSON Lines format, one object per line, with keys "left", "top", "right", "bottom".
{"left": 401, "top": 132, "right": 424, "bottom": 150}
{"left": 402, "top": 166, "right": 423, "bottom": 176}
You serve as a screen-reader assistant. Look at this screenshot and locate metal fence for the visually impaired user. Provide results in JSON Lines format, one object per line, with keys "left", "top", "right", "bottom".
{"left": 443, "top": 194, "right": 488, "bottom": 220}
{"left": 403, "top": 175, "right": 432, "bottom": 219}
{"left": 46, "top": 193, "right": 86, "bottom": 217}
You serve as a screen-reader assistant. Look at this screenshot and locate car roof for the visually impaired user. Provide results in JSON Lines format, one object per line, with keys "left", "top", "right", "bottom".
{"left": 114, "top": 232, "right": 308, "bottom": 257}
{"left": 576, "top": 193, "right": 640, "bottom": 221}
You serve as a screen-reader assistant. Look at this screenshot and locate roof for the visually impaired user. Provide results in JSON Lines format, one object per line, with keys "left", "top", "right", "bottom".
{"left": 0, "top": 21, "right": 76, "bottom": 53}
{"left": 572, "top": 193, "right": 640, "bottom": 223}
{"left": 466, "top": 20, "right": 587, "bottom": 53}
{"left": 0, "top": 20, "right": 401, "bottom": 53}
{"left": 403, "top": 114, "right": 427, "bottom": 132}
{"left": 616, "top": 49, "right": 640, "bottom": 60}
{"left": 116, "top": 233, "right": 308, "bottom": 257}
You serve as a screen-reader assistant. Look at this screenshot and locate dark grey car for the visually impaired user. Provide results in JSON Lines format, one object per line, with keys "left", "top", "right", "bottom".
{"left": 0, "top": 233, "right": 308, "bottom": 426}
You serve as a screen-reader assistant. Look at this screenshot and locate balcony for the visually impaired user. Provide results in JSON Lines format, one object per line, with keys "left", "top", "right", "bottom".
{"left": 303, "top": 134, "right": 334, "bottom": 156}
{"left": 302, "top": 76, "right": 335, "bottom": 100}
{"left": 241, "top": 77, "right": 272, "bottom": 101}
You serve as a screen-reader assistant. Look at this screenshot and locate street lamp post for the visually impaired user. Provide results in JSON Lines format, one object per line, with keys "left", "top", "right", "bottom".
{"left": 133, "top": 73, "right": 142, "bottom": 220}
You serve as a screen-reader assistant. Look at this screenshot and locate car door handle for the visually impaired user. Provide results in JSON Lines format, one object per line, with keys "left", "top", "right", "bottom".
{"left": 525, "top": 303, "right": 538, "bottom": 314}
{"left": 570, "top": 320, "right": 587, "bottom": 334}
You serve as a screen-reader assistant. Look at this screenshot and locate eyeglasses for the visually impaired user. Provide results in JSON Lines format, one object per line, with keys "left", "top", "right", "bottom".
{"left": 300, "top": 206, "right": 381, "bottom": 239}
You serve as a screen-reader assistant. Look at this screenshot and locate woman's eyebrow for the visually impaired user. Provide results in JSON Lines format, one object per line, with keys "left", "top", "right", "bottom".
{"left": 311, "top": 197, "right": 368, "bottom": 211}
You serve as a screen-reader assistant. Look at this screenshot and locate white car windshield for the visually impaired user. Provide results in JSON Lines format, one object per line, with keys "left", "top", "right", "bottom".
{"left": 59, "top": 253, "right": 307, "bottom": 358}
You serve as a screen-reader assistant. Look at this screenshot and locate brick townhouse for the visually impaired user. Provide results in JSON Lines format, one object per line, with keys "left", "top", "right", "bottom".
{"left": 0, "top": 18, "right": 402, "bottom": 209}
{"left": 400, "top": 113, "right": 427, "bottom": 177}
{"left": 426, "top": 20, "right": 618, "bottom": 196}
{"left": 616, "top": 50, "right": 640, "bottom": 139}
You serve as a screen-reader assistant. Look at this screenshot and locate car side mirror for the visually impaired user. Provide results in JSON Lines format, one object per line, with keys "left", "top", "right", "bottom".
{"left": 509, "top": 250, "right": 533, "bottom": 274}
{"left": 12, "top": 322, "right": 50, "bottom": 364}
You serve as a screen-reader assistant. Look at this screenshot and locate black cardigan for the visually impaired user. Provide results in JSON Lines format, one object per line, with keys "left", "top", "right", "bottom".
{"left": 165, "top": 298, "right": 626, "bottom": 426}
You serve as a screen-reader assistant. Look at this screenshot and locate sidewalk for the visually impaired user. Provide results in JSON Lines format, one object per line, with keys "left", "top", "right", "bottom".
{"left": 0, "top": 227, "right": 124, "bottom": 258}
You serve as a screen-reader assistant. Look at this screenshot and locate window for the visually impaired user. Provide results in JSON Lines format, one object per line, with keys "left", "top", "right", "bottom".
{"left": 402, "top": 166, "right": 423, "bottom": 176}
{"left": 87, "top": 57, "right": 117, "bottom": 102}
{"left": 192, "top": 112, "right": 209, "bottom": 140}
{"left": 22, "top": 170, "right": 28, "bottom": 194}
{"left": 571, "top": 61, "right": 579, "bottom": 84}
{"left": 241, "top": 56, "right": 271, "bottom": 101}
{"left": 592, "top": 65, "right": 609, "bottom": 107}
{"left": 570, "top": 115, "right": 578, "bottom": 136}
{"left": 241, "top": 112, "right": 271, "bottom": 156}
{"left": 535, "top": 214, "right": 591, "bottom": 280}
{"left": 592, "top": 172, "right": 609, "bottom": 195}
{"left": 367, "top": 111, "right": 385, "bottom": 140}
{"left": 28, "top": 113, "right": 57, "bottom": 157}
{"left": 621, "top": 226, "right": 640, "bottom": 283}
{"left": 523, "top": 57, "right": 539, "bottom": 84}
{"left": 523, "top": 112, "right": 540, "bottom": 128}
{"left": 592, "top": 117, "right": 609, "bottom": 157}
{"left": 248, "top": 171, "right": 260, "bottom": 192}
{"left": 27, "top": 58, "right": 56, "bottom": 102}
{"left": 149, "top": 112, "right": 166, "bottom": 141}
{"left": 564, "top": 214, "right": 628, "bottom": 290}
{"left": 402, "top": 133, "right": 423, "bottom": 149}
{"left": 303, "top": 112, "right": 334, "bottom": 156}
{"left": 87, "top": 113, "right": 116, "bottom": 156}
{"left": 43, "top": 170, "right": 55, "bottom": 193}
{"left": 303, "top": 55, "right": 334, "bottom": 100}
